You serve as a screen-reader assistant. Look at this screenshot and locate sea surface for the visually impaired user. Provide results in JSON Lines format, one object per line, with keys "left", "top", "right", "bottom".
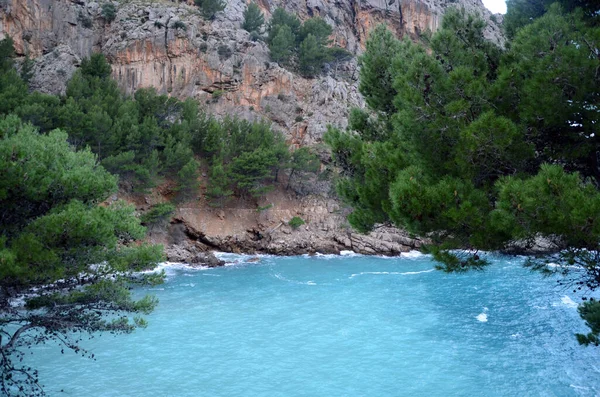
{"left": 26, "top": 252, "right": 600, "bottom": 396}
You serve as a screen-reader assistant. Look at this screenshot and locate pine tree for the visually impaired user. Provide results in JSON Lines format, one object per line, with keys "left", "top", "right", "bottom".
{"left": 268, "top": 8, "right": 301, "bottom": 43}
{"left": 286, "top": 147, "right": 320, "bottom": 190}
{"left": 176, "top": 159, "right": 200, "bottom": 201}
{"left": 0, "top": 118, "right": 163, "bottom": 395}
{"left": 298, "top": 34, "right": 324, "bottom": 77}
{"left": 194, "top": 0, "right": 226, "bottom": 20}
{"left": 206, "top": 162, "right": 233, "bottom": 207}
{"left": 269, "top": 25, "right": 295, "bottom": 64}
{"left": 242, "top": 3, "right": 264, "bottom": 33}
{"left": 298, "top": 17, "right": 332, "bottom": 46}
{"left": 357, "top": 25, "right": 401, "bottom": 115}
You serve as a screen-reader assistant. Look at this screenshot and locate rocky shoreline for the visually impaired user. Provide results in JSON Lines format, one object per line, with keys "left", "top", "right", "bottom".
{"left": 163, "top": 219, "right": 425, "bottom": 266}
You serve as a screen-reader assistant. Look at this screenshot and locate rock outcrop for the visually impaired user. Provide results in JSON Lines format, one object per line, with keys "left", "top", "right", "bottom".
{"left": 141, "top": 185, "right": 424, "bottom": 257}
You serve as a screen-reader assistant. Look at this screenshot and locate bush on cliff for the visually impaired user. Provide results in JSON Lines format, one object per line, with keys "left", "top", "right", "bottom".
{"left": 243, "top": 3, "right": 264, "bottom": 34}
{"left": 194, "top": 0, "right": 226, "bottom": 20}
{"left": 267, "top": 10, "right": 347, "bottom": 77}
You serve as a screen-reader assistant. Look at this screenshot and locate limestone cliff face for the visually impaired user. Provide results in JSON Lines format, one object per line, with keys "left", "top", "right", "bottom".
{"left": 0, "top": 0, "right": 502, "bottom": 145}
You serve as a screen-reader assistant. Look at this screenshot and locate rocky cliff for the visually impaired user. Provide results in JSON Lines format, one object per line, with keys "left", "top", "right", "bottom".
{"left": 0, "top": 0, "right": 501, "bottom": 258}
{"left": 0, "top": 0, "right": 502, "bottom": 144}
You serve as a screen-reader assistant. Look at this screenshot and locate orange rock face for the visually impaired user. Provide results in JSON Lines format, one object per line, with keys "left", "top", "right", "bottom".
{"left": 0, "top": 0, "right": 501, "bottom": 142}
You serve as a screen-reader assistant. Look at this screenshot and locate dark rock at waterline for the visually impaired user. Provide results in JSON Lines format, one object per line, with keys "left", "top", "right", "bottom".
{"left": 190, "top": 252, "right": 225, "bottom": 268}
{"left": 165, "top": 243, "right": 225, "bottom": 267}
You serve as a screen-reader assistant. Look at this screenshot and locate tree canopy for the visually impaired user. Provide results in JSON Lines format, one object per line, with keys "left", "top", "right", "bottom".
{"left": 266, "top": 10, "right": 350, "bottom": 77}
{"left": 242, "top": 3, "right": 264, "bottom": 34}
{"left": 0, "top": 117, "right": 164, "bottom": 396}
{"left": 325, "top": 5, "right": 600, "bottom": 345}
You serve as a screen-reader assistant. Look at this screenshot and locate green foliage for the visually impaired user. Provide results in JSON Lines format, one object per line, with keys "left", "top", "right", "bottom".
{"left": 0, "top": 37, "right": 306, "bottom": 212}
{"left": 357, "top": 24, "right": 401, "bottom": 115}
{"left": 494, "top": 5, "right": 599, "bottom": 181}
{"left": 0, "top": 118, "right": 163, "bottom": 395}
{"left": 19, "top": 56, "right": 34, "bottom": 88}
{"left": 325, "top": 5, "right": 600, "bottom": 345}
{"left": 175, "top": 159, "right": 200, "bottom": 202}
{"left": 268, "top": 8, "right": 301, "bottom": 43}
{"left": 243, "top": 3, "right": 264, "bottom": 33}
{"left": 140, "top": 203, "right": 176, "bottom": 226}
{"left": 298, "top": 17, "right": 332, "bottom": 46}
{"left": 206, "top": 162, "right": 233, "bottom": 207}
{"left": 0, "top": 36, "right": 28, "bottom": 115}
{"left": 194, "top": 0, "right": 226, "bottom": 20}
{"left": 286, "top": 146, "right": 320, "bottom": 189}
{"left": 172, "top": 20, "right": 187, "bottom": 31}
{"left": 200, "top": 117, "right": 290, "bottom": 199}
{"left": 267, "top": 11, "right": 345, "bottom": 76}
{"left": 576, "top": 301, "right": 600, "bottom": 346}
{"left": 288, "top": 216, "right": 305, "bottom": 229}
{"left": 269, "top": 24, "right": 295, "bottom": 64}
{"left": 0, "top": 34, "right": 15, "bottom": 72}
{"left": 504, "top": 0, "right": 598, "bottom": 39}
{"left": 298, "top": 33, "right": 325, "bottom": 77}
{"left": 101, "top": 2, "right": 117, "bottom": 23}
{"left": 78, "top": 11, "right": 93, "bottom": 28}
{"left": 80, "top": 52, "right": 113, "bottom": 80}
{"left": 256, "top": 203, "right": 273, "bottom": 212}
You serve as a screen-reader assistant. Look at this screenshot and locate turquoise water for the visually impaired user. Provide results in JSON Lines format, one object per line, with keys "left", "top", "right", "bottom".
{"left": 27, "top": 253, "right": 600, "bottom": 396}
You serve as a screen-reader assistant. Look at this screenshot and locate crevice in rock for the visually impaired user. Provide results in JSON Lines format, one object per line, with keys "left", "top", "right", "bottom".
{"left": 164, "top": 15, "right": 173, "bottom": 91}
{"left": 173, "top": 218, "right": 222, "bottom": 250}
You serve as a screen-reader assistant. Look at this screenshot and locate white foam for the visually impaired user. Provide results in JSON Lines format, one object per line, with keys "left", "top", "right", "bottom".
{"left": 350, "top": 269, "right": 434, "bottom": 278}
{"left": 476, "top": 313, "right": 488, "bottom": 322}
{"left": 570, "top": 384, "right": 590, "bottom": 391}
{"left": 560, "top": 296, "right": 578, "bottom": 308}
{"left": 272, "top": 273, "right": 317, "bottom": 285}
{"left": 140, "top": 262, "right": 210, "bottom": 279}
{"left": 312, "top": 252, "right": 340, "bottom": 259}
{"left": 340, "top": 250, "right": 360, "bottom": 257}
{"left": 401, "top": 250, "right": 427, "bottom": 259}
{"left": 401, "top": 269, "right": 435, "bottom": 275}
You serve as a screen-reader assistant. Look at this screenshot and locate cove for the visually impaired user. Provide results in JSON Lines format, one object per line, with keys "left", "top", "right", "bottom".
{"left": 25, "top": 253, "right": 600, "bottom": 396}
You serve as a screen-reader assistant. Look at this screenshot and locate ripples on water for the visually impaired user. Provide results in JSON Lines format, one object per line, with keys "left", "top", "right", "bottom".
{"left": 26, "top": 252, "right": 600, "bottom": 396}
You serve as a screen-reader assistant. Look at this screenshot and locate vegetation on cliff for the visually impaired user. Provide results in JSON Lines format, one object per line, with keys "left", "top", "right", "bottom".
{"left": 0, "top": 41, "right": 319, "bottom": 204}
{"left": 267, "top": 8, "right": 351, "bottom": 77}
{"left": 326, "top": 5, "right": 600, "bottom": 345}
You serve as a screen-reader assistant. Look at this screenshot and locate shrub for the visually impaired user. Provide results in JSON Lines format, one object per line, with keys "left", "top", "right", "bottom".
{"left": 217, "top": 45, "right": 232, "bottom": 60}
{"left": 256, "top": 203, "right": 273, "bottom": 212}
{"left": 140, "top": 203, "right": 176, "bottom": 226}
{"left": 172, "top": 21, "right": 187, "bottom": 31}
{"left": 101, "top": 3, "right": 117, "bottom": 23}
{"left": 154, "top": 21, "right": 164, "bottom": 29}
{"left": 249, "top": 30, "right": 262, "bottom": 42}
{"left": 194, "top": 0, "right": 226, "bottom": 20}
{"left": 78, "top": 11, "right": 93, "bottom": 28}
{"left": 289, "top": 216, "right": 305, "bottom": 229}
{"left": 295, "top": 115, "right": 303, "bottom": 122}
{"left": 243, "top": 3, "right": 264, "bottom": 33}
